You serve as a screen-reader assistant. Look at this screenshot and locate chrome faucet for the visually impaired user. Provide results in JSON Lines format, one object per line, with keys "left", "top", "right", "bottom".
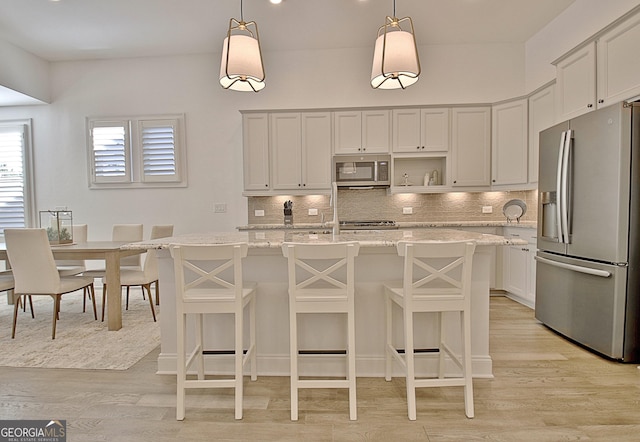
{"left": 330, "top": 181, "right": 340, "bottom": 235}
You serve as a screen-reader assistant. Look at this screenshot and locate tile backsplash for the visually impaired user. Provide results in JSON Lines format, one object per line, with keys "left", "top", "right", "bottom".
{"left": 246, "top": 189, "right": 538, "bottom": 225}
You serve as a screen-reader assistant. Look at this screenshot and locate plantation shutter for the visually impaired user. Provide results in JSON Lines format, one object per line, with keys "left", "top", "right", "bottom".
{"left": 90, "top": 120, "right": 131, "bottom": 183}
{"left": 0, "top": 125, "right": 26, "bottom": 232}
{"left": 139, "top": 119, "right": 179, "bottom": 182}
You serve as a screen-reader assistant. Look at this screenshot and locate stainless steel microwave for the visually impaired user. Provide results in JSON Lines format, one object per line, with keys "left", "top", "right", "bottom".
{"left": 333, "top": 154, "right": 391, "bottom": 187}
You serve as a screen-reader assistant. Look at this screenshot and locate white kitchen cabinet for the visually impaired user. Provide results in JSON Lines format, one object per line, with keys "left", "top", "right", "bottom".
{"left": 555, "top": 42, "right": 596, "bottom": 121}
{"left": 597, "top": 12, "right": 640, "bottom": 108}
{"left": 392, "top": 108, "right": 449, "bottom": 153}
{"left": 334, "top": 110, "right": 390, "bottom": 154}
{"left": 242, "top": 113, "right": 270, "bottom": 191}
{"left": 528, "top": 84, "right": 555, "bottom": 184}
{"left": 491, "top": 99, "right": 528, "bottom": 187}
{"left": 271, "top": 112, "right": 331, "bottom": 191}
{"left": 502, "top": 227, "right": 537, "bottom": 309}
{"left": 555, "top": 11, "right": 640, "bottom": 121}
{"left": 451, "top": 107, "right": 491, "bottom": 187}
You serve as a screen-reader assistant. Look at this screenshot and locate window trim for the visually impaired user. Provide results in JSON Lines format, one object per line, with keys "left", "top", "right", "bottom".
{"left": 0, "top": 119, "right": 36, "bottom": 233}
{"left": 87, "top": 114, "right": 187, "bottom": 189}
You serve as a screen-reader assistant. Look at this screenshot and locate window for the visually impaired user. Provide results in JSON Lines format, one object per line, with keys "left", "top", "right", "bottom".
{"left": 0, "top": 120, "right": 35, "bottom": 234}
{"left": 87, "top": 114, "right": 186, "bottom": 188}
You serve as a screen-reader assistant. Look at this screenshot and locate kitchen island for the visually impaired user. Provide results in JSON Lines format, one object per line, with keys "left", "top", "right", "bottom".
{"left": 125, "top": 229, "right": 526, "bottom": 378}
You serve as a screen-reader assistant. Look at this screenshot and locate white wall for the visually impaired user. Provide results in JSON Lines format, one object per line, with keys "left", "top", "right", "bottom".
{"left": 525, "top": 0, "right": 640, "bottom": 92}
{"left": 0, "top": 40, "right": 50, "bottom": 103}
{"left": 0, "top": 42, "right": 524, "bottom": 239}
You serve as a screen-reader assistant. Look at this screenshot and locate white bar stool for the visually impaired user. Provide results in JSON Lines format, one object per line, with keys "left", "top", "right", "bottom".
{"left": 383, "top": 240, "right": 476, "bottom": 420}
{"left": 170, "top": 243, "right": 257, "bottom": 421}
{"left": 281, "top": 241, "right": 360, "bottom": 421}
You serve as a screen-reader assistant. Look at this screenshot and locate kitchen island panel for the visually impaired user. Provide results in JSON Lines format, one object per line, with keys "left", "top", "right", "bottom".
{"left": 154, "top": 242, "right": 495, "bottom": 378}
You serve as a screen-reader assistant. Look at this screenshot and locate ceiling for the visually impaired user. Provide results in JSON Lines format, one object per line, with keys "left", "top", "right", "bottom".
{"left": 0, "top": 0, "right": 576, "bottom": 62}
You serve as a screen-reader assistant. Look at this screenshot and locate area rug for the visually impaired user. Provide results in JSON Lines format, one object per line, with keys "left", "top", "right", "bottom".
{"left": 0, "top": 289, "right": 160, "bottom": 370}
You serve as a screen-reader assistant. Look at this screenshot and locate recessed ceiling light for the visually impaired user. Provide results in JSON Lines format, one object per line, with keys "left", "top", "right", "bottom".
{"left": 270, "top": 0, "right": 282, "bottom": 4}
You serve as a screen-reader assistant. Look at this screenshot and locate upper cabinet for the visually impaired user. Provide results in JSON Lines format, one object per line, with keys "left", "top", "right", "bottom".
{"left": 597, "top": 12, "right": 640, "bottom": 107}
{"left": 555, "top": 10, "right": 640, "bottom": 121}
{"left": 271, "top": 112, "right": 331, "bottom": 191}
{"left": 242, "top": 113, "right": 270, "bottom": 191}
{"left": 491, "top": 99, "right": 528, "bottom": 187}
{"left": 555, "top": 42, "right": 596, "bottom": 121}
{"left": 451, "top": 107, "right": 491, "bottom": 187}
{"left": 334, "top": 110, "right": 390, "bottom": 154}
{"left": 528, "top": 84, "right": 556, "bottom": 184}
{"left": 392, "top": 108, "right": 449, "bottom": 153}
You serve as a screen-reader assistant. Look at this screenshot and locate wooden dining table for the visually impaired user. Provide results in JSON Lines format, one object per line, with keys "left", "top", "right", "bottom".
{"left": 0, "top": 241, "right": 146, "bottom": 331}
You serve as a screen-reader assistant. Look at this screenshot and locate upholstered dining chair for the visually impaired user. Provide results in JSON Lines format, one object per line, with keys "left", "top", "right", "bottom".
{"left": 383, "top": 240, "right": 476, "bottom": 420}
{"left": 56, "top": 224, "right": 88, "bottom": 276}
{"left": 170, "top": 243, "right": 257, "bottom": 421}
{"left": 281, "top": 241, "right": 360, "bottom": 421}
{"left": 83, "top": 224, "right": 144, "bottom": 279}
{"left": 55, "top": 224, "right": 93, "bottom": 313}
{"left": 99, "top": 225, "right": 173, "bottom": 320}
{"left": 5, "top": 228, "right": 97, "bottom": 339}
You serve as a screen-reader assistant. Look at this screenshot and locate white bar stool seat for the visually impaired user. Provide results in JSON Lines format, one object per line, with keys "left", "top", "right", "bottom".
{"left": 281, "top": 241, "right": 360, "bottom": 421}
{"left": 383, "top": 240, "right": 476, "bottom": 420}
{"left": 170, "top": 243, "right": 257, "bottom": 421}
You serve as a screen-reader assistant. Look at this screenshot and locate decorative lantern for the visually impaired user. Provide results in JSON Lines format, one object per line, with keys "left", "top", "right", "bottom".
{"left": 39, "top": 210, "right": 73, "bottom": 244}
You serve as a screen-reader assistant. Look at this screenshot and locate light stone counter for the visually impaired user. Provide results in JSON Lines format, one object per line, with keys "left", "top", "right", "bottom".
{"left": 236, "top": 221, "right": 537, "bottom": 231}
{"left": 128, "top": 229, "right": 524, "bottom": 379}
{"left": 125, "top": 228, "right": 527, "bottom": 250}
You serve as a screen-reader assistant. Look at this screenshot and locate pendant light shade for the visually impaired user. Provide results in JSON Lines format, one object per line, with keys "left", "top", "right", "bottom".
{"left": 371, "top": 11, "right": 420, "bottom": 90}
{"left": 220, "top": 8, "right": 265, "bottom": 92}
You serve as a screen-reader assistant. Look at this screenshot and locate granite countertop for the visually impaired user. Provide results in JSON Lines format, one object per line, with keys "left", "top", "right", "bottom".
{"left": 237, "top": 221, "right": 537, "bottom": 231}
{"left": 123, "top": 228, "right": 528, "bottom": 251}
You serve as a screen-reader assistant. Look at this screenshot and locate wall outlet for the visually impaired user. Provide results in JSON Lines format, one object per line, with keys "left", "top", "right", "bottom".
{"left": 403, "top": 207, "right": 413, "bottom": 214}
{"left": 254, "top": 209, "right": 265, "bottom": 217}
{"left": 214, "top": 203, "right": 227, "bottom": 213}
{"left": 308, "top": 208, "right": 318, "bottom": 216}
{"left": 482, "top": 205, "right": 493, "bottom": 214}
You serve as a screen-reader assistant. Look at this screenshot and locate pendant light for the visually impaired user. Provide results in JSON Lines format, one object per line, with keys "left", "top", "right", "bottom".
{"left": 370, "top": 0, "right": 420, "bottom": 90}
{"left": 220, "top": 0, "right": 265, "bottom": 92}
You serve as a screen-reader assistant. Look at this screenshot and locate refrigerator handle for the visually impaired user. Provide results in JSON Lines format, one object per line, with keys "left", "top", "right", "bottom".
{"left": 534, "top": 256, "right": 611, "bottom": 278}
{"left": 560, "top": 129, "right": 572, "bottom": 244}
{"left": 556, "top": 131, "right": 567, "bottom": 243}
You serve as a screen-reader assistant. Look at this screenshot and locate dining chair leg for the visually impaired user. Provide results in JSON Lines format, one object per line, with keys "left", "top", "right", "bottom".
{"left": 52, "top": 295, "right": 61, "bottom": 339}
{"left": 126, "top": 286, "right": 130, "bottom": 310}
{"left": 101, "top": 284, "right": 107, "bottom": 322}
{"left": 89, "top": 284, "right": 97, "bottom": 320}
{"left": 27, "top": 295, "right": 34, "bottom": 318}
{"left": 144, "top": 283, "right": 157, "bottom": 322}
{"left": 155, "top": 280, "right": 160, "bottom": 305}
{"left": 11, "top": 296, "right": 20, "bottom": 338}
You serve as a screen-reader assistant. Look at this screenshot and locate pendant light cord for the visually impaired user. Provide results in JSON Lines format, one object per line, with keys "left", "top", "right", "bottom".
{"left": 393, "top": 0, "right": 396, "bottom": 18}
{"left": 240, "top": 0, "right": 244, "bottom": 22}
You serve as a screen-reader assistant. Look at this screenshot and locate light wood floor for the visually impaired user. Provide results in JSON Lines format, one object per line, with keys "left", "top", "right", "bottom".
{"left": 1, "top": 296, "right": 639, "bottom": 441}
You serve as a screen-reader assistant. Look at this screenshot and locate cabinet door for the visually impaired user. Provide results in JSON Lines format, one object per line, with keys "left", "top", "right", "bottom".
{"left": 333, "top": 111, "right": 362, "bottom": 154}
{"left": 597, "top": 13, "right": 640, "bottom": 107}
{"left": 271, "top": 113, "right": 302, "bottom": 190}
{"left": 392, "top": 108, "right": 421, "bottom": 153}
{"left": 555, "top": 42, "right": 596, "bottom": 121}
{"left": 528, "top": 84, "right": 555, "bottom": 184}
{"left": 422, "top": 108, "right": 449, "bottom": 152}
{"left": 301, "top": 112, "right": 332, "bottom": 190}
{"left": 504, "top": 245, "right": 528, "bottom": 297}
{"left": 491, "top": 99, "right": 528, "bottom": 186}
{"left": 526, "top": 237, "right": 537, "bottom": 307}
{"left": 451, "top": 107, "right": 491, "bottom": 187}
{"left": 242, "top": 113, "right": 270, "bottom": 190}
{"left": 362, "top": 110, "right": 390, "bottom": 153}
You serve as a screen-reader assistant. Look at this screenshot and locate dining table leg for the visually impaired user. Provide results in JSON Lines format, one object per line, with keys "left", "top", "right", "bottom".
{"left": 104, "top": 250, "right": 122, "bottom": 331}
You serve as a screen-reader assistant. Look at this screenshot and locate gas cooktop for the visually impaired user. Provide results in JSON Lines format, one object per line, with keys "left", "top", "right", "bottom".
{"left": 339, "top": 220, "right": 398, "bottom": 230}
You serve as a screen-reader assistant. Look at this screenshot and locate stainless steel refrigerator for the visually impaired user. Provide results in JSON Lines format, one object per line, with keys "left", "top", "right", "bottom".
{"left": 536, "top": 101, "right": 640, "bottom": 362}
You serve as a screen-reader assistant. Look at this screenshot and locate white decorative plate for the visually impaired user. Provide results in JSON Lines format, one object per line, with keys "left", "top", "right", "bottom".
{"left": 503, "top": 199, "right": 527, "bottom": 222}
